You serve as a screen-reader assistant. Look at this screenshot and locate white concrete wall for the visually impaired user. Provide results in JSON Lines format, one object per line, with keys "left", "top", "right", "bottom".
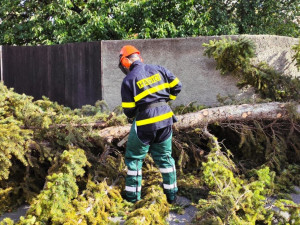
{"left": 101, "top": 35, "right": 299, "bottom": 110}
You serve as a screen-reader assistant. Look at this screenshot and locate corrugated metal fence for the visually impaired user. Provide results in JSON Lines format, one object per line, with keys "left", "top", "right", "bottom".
{"left": 1, "top": 42, "right": 102, "bottom": 109}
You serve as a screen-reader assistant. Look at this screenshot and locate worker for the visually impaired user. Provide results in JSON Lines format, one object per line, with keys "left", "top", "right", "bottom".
{"left": 119, "top": 45, "right": 182, "bottom": 204}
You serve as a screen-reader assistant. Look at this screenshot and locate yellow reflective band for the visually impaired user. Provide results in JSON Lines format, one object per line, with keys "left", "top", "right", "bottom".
{"left": 122, "top": 102, "right": 136, "bottom": 108}
{"left": 169, "top": 94, "right": 177, "bottom": 100}
{"left": 169, "top": 78, "right": 179, "bottom": 88}
{"left": 134, "top": 83, "right": 170, "bottom": 102}
{"left": 136, "top": 111, "right": 174, "bottom": 126}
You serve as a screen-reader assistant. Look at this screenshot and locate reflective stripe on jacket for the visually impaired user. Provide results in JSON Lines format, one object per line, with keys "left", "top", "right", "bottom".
{"left": 121, "top": 60, "right": 182, "bottom": 131}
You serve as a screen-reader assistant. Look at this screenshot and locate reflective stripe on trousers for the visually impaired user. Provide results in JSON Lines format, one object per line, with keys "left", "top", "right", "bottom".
{"left": 125, "top": 159, "right": 143, "bottom": 202}
{"left": 124, "top": 120, "right": 177, "bottom": 202}
{"left": 159, "top": 164, "right": 177, "bottom": 191}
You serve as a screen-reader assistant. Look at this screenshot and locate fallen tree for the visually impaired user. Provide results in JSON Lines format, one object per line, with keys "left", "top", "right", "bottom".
{"left": 98, "top": 102, "right": 300, "bottom": 143}
{"left": 0, "top": 82, "right": 300, "bottom": 224}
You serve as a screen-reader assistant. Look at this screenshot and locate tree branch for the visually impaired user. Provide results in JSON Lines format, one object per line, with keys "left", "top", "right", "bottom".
{"left": 70, "top": 0, "right": 82, "bottom": 14}
{"left": 99, "top": 102, "right": 300, "bottom": 144}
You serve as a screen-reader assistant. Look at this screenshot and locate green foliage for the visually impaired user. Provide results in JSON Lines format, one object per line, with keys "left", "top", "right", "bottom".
{"left": 203, "top": 37, "right": 300, "bottom": 102}
{"left": 18, "top": 148, "right": 87, "bottom": 224}
{"left": 14, "top": 147, "right": 127, "bottom": 225}
{"left": 236, "top": 0, "right": 299, "bottom": 37}
{"left": 239, "top": 62, "right": 300, "bottom": 101}
{"left": 124, "top": 185, "right": 169, "bottom": 225}
{"left": 172, "top": 102, "right": 207, "bottom": 115}
{"left": 0, "top": 218, "right": 14, "bottom": 225}
{"left": 68, "top": 180, "right": 128, "bottom": 225}
{"left": 202, "top": 36, "right": 300, "bottom": 205}
{"left": 0, "top": 123, "right": 32, "bottom": 180}
{"left": 292, "top": 39, "right": 300, "bottom": 71}
{"left": 0, "top": 188, "right": 14, "bottom": 214}
{"left": 275, "top": 164, "right": 300, "bottom": 194}
{"left": 177, "top": 173, "right": 207, "bottom": 203}
{"left": 274, "top": 199, "right": 300, "bottom": 224}
{"left": 0, "top": 83, "right": 33, "bottom": 180}
{"left": 0, "top": 81, "right": 127, "bottom": 214}
{"left": 203, "top": 37, "right": 256, "bottom": 75}
{"left": 195, "top": 133, "right": 300, "bottom": 224}
{"left": 0, "top": 0, "right": 298, "bottom": 45}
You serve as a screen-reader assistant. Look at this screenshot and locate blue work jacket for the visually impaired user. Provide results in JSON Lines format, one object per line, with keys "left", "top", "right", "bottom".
{"left": 121, "top": 60, "right": 182, "bottom": 131}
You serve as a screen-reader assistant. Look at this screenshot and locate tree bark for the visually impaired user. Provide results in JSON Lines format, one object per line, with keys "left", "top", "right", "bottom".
{"left": 98, "top": 102, "right": 300, "bottom": 143}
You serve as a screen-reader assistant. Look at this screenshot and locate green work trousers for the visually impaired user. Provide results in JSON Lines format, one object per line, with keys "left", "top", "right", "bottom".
{"left": 124, "top": 121, "right": 177, "bottom": 203}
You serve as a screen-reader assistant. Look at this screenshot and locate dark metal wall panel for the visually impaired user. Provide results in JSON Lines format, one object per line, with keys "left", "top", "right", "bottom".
{"left": 2, "top": 42, "right": 102, "bottom": 109}
{"left": 84, "top": 42, "right": 103, "bottom": 106}
{"left": 50, "top": 44, "right": 66, "bottom": 105}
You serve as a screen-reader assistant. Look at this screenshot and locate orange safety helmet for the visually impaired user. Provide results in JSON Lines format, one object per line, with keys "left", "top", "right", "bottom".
{"left": 119, "top": 45, "right": 143, "bottom": 70}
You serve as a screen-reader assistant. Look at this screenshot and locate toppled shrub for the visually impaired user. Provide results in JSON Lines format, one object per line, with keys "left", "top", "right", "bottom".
{"left": 203, "top": 37, "right": 300, "bottom": 101}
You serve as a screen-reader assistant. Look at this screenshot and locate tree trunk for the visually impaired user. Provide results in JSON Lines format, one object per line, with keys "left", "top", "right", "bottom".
{"left": 98, "top": 102, "right": 300, "bottom": 143}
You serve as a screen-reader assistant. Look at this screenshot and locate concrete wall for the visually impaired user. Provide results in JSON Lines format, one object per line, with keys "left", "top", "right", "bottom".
{"left": 101, "top": 35, "right": 299, "bottom": 110}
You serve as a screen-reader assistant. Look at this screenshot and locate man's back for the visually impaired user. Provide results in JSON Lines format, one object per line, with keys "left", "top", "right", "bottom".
{"left": 121, "top": 60, "right": 182, "bottom": 131}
